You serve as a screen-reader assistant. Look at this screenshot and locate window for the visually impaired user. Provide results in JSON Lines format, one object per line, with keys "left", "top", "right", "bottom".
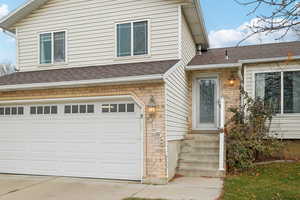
{"left": 284, "top": 71, "right": 300, "bottom": 113}
{"left": 255, "top": 72, "right": 281, "bottom": 113}
{"left": 80, "top": 105, "right": 87, "bottom": 113}
{"left": 44, "top": 106, "right": 51, "bottom": 114}
{"left": 0, "top": 108, "right": 4, "bottom": 115}
{"left": 65, "top": 104, "right": 94, "bottom": 114}
{"left": 37, "top": 106, "right": 43, "bottom": 115}
{"left": 72, "top": 105, "right": 79, "bottom": 114}
{"left": 102, "top": 103, "right": 135, "bottom": 113}
{"left": 110, "top": 104, "right": 118, "bottom": 112}
{"left": 40, "top": 31, "right": 66, "bottom": 64}
{"left": 102, "top": 104, "right": 110, "bottom": 113}
{"left": 11, "top": 107, "right": 17, "bottom": 115}
{"left": 255, "top": 71, "right": 300, "bottom": 114}
{"left": 64, "top": 105, "right": 71, "bottom": 114}
{"left": 51, "top": 106, "right": 58, "bottom": 114}
{"left": 118, "top": 104, "right": 126, "bottom": 112}
{"left": 40, "top": 33, "right": 52, "bottom": 64}
{"left": 18, "top": 107, "right": 24, "bottom": 115}
{"left": 30, "top": 107, "right": 37, "bottom": 115}
{"left": 30, "top": 106, "right": 58, "bottom": 115}
{"left": 5, "top": 108, "right": 11, "bottom": 115}
{"left": 87, "top": 105, "right": 94, "bottom": 113}
{"left": 117, "top": 20, "right": 148, "bottom": 57}
{"left": 127, "top": 103, "right": 135, "bottom": 112}
{"left": 0, "top": 107, "right": 24, "bottom": 116}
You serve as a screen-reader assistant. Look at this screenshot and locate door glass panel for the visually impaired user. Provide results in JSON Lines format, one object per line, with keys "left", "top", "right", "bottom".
{"left": 199, "top": 79, "right": 216, "bottom": 124}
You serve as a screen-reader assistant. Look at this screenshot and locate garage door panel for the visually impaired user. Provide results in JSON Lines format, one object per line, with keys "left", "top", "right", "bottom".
{"left": 0, "top": 100, "right": 142, "bottom": 180}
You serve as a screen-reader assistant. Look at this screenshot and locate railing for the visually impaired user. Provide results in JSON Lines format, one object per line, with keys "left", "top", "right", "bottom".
{"left": 219, "top": 97, "right": 225, "bottom": 171}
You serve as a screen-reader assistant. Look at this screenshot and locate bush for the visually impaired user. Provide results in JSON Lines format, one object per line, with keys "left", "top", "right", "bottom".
{"left": 226, "top": 90, "right": 282, "bottom": 173}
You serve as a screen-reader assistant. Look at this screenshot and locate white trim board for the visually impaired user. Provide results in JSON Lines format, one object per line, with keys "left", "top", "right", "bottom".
{"left": 0, "top": 74, "right": 164, "bottom": 92}
{"left": 187, "top": 56, "right": 300, "bottom": 71}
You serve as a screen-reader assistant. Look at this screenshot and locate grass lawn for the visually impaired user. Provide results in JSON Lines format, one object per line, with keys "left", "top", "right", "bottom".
{"left": 222, "top": 162, "right": 300, "bottom": 200}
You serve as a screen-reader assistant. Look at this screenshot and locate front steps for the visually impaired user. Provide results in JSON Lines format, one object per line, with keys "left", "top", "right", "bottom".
{"left": 176, "top": 134, "right": 225, "bottom": 178}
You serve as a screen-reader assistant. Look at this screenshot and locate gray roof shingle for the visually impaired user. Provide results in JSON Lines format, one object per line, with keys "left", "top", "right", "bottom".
{"left": 0, "top": 60, "right": 179, "bottom": 86}
{"left": 188, "top": 41, "right": 300, "bottom": 66}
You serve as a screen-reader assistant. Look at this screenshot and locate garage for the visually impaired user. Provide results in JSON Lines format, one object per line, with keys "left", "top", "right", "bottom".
{"left": 0, "top": 97, "right": 143, "bottom": 181}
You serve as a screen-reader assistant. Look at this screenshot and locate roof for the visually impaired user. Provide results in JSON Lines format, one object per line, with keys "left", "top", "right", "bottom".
{"left": 188, "top": 41, "right": 300, "bottom": 66}
{"left": 0, "top": 60, "right": 179, "bottom": 86}
{"left": 0, "top": 0, "right": 209, "bottom": 49}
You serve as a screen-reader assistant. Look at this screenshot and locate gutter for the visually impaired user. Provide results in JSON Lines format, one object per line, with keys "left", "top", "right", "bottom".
{"left": 186, "top": 55, "right": 300, "bottom": 71}
{"left": 0, "top": 74, "right": 164, "bottom": 92}
{"left": 240, "top": 55, "right": 300, "bottom": 64}
{"left": 186, "top": 63, "right": 241, "bottom": 71}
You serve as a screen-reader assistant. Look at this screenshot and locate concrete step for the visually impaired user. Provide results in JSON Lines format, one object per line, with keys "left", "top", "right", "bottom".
{"left": 178, "top": 160, "right": 219, "bottom": 169}
{"left": 179, "top": 153, "right": 219, "bottom": 162}
{"left": 184, "top": 134, "right": 220, "bottom": 141}
{"left": 181, "top": 140, "right": 219, "bottom": 148}
{"left": 180, "top": 151, "right": 219, "bottom": 157}
{"left": 176, "top": 168, "right": 225, "bottom": 178}
{"left": 181, "top": 146, "right": 219, "bottom": 154}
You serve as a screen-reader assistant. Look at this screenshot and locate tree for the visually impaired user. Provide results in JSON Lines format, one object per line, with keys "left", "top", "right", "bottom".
{"left": 0, "top": 63, "right": 16, "bottom": 76}
{"left": 234, "top": 0, "right": 300, "bottom": 44}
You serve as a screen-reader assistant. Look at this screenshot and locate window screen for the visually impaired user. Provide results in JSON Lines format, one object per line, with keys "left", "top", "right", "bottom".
{"left": 54, "top": 32, "right": 65, "bottom": 62}
{"left": 40, "top": 33, "right": 52, "bottom": 64}
{"left": 133, "top": 21, "right": 148, "bottom": 55}
{"left": 117, "top": 23, "right": 131, "bottom": 57}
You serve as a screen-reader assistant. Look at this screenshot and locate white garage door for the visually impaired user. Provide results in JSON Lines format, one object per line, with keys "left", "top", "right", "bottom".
{"left": 0, "top": 99, "right": 142, "bottom": 180}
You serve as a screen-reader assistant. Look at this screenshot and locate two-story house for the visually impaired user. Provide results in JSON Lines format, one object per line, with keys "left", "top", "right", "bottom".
{"left": 0, "top": 0, "right": 299, "bottom": 184}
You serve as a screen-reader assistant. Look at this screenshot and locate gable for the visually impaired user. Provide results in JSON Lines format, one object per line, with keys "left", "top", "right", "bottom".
{"left": 0, "top": 0, "right": 209, "bottom": 48}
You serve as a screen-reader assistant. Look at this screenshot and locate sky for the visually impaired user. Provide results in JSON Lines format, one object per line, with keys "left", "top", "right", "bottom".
{"left": 0, "top": 0, "right": 299, "bottom": 64}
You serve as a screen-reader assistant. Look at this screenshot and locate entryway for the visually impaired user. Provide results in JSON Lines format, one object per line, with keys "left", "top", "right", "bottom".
{"left": 193, "top": 75, "right": 220, "bottom": 130}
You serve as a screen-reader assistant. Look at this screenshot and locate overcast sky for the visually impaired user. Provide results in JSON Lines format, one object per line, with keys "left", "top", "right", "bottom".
{"left": 0, "top": 0, "right": 298, "bottom": 63}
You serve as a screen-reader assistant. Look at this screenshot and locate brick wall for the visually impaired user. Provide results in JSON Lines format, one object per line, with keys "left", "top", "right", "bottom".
{"left": 0, "top": 82, "right": 168, "bottom": 184}
{"left": 187, "top": 68, "right": 241, "bottom": 132}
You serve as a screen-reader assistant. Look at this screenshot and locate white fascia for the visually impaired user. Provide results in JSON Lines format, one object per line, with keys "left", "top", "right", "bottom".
{"left": 186, "top": 55, "right": 300, "bottom": 71}
{"left": 0, "top": 74, "right": 164, "bottom": 92}
{"left": 186, "top": 63, "right": 242, "bottom": 71}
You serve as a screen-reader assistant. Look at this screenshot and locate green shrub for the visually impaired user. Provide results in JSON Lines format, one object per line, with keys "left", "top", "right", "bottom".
{"left": 226, "top": 90, "right": 283, "bottom": 173}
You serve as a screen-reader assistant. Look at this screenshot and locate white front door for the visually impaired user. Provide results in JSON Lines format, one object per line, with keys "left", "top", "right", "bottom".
{"left": 194, "top": 76, "right": 219, "bottom": 130}
{"left": 0, "top": 99, "right": 142, "bottom": 181}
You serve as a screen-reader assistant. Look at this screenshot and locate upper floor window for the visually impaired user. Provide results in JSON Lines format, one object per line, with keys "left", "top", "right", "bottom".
{"left": 116, "top": 20, "right": 149, "bottom": 57}
{"left": 40, "top": 31, "right": 66, "bottom": 64}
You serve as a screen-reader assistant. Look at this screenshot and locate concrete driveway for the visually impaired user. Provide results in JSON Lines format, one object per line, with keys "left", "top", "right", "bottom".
{"left": 0, "top": 174, "right": 223, "bottom": 200}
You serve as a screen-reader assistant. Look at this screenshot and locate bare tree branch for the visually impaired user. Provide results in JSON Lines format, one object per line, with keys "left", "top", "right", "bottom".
{"left": 234, "top": 0, "right": 300, "bottom": 44}
{"left": 0, "top": 62, "right": 16, "bottom": 76}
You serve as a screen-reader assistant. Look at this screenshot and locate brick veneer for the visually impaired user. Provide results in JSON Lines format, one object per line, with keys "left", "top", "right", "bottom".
{"left": 0, "top": 82, "right": 168, "bottom": 184}
{"left": 187, "top": 68, "right": 241, "bottom": 133}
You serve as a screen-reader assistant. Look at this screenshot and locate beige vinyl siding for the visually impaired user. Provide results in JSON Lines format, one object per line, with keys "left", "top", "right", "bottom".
{"left": 16, "top": 0, "right": 181, "bottom": 71}
{"left": 244, "top": 62, "right": 300, "bottom": 139}
{"left": 165, "top": 11, "right": 196, "bottom": 141}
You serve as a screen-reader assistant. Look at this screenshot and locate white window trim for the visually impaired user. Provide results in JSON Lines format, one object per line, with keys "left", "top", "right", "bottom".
{"left": 38, "top": 30, "right": 68, "bottom": 66}
{"left": 192, "top": 73, "right": 220, "bottom": 130}
{"left": 114, "top": 19, "right": 151, "bottom": 59}
{"left": 254, "top": 68, "right": 300, "bottom": 116}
